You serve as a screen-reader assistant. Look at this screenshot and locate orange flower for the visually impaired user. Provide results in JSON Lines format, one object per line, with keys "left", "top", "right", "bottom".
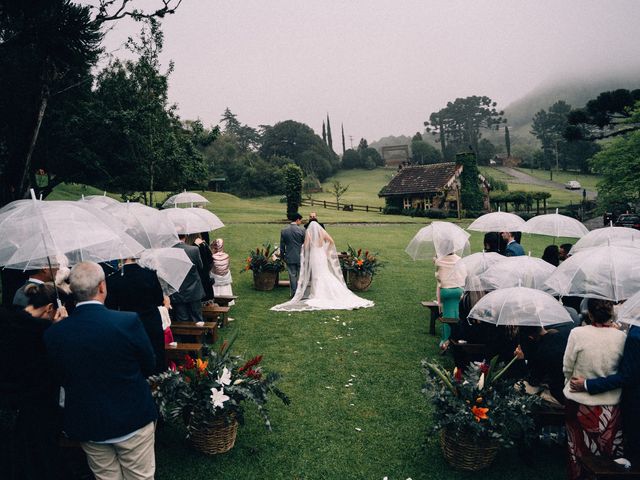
{"left": 196, "top": 359, "right": 208, "bottom": 373}
{"left": 471, "top": 405, "right": 489, "bottom": 422}
{"left": 356, "top": 259, "right": 364, "bottom": 266}
{"left": 246, "top": 257, "right": 251, "bottom": 262}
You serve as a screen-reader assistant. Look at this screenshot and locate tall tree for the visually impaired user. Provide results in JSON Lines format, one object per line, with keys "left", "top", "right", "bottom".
{"left": 341, "top": 123, "right": 346, "bottom": 155}
{"left": 531, "top": 101, "right": 572, "bottom": 170}
{"left": 457, "top": 152, "right": 484, "bottom": 213}
{"left": 326, "top": 114, "right": 333, "bottom": 152}
{"left": 283, "top": 163, "right": 303, "bottom": 218}
{"left": 424, "top": 96, "right": 505, "bottom": 161}
{"left": 322, "top": 121, "right": 326, "bottom": 144}
{"left": 505, "top": 125, "right": 511, "bottom": 157}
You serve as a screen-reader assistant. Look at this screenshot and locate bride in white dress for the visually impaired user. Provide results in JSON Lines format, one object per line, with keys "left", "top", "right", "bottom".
{"left": 271, "top": 221, "right": 374, "bottom": 311}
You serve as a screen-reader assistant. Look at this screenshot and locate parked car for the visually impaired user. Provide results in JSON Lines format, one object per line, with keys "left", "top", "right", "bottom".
{"left": 615, "top": 213, "right": 640, "bottom": 230}
{"left": 565, "top": 180, "right": 582, "bottom": 190}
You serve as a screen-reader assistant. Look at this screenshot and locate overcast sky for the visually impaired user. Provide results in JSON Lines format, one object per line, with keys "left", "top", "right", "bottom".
{"left": 101, "top": 0, "right": 640, "bottom": 144}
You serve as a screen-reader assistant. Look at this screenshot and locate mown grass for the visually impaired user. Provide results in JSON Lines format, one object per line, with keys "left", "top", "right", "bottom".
{"left": 44, "top": 181, "right": 572, "bottom": 478}
{"left": 514, "top": 167, "right": 601, "bottom": 191}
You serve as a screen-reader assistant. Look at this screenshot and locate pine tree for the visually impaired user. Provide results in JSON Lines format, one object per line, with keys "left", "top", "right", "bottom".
{"left": 322, "top": 121, "right": 327, "bottom": 144}
{"left": 505, "top": 125, "right": 511, "bottom": 157}
{"left": 457, "top": 152, "right": 484, "bottom": 213}
{"left": 326, "top": 114, "right": 333, "bottom": 151}
{"left": 341, "top": 123, "right": 346, "bottom": 155}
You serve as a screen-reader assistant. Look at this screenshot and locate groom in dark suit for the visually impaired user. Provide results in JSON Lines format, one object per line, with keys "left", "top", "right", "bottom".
{"left": 280, "top": 213, "right": 305, "bottom": 297}
{"left": 44, "top": 262, "right": 158, "bottom": 480}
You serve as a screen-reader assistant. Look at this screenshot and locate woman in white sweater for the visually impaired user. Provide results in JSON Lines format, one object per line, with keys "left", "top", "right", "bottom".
{"left": 563, "top": 298, "right": 626, "bottom": 479}
{"left": 434, "top": 247, "right": 465, "bottom": 351}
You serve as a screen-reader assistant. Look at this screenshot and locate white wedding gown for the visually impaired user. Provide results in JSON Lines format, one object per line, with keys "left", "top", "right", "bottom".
{"left": 271, "top": 223, "right": 374, "bottom": 312}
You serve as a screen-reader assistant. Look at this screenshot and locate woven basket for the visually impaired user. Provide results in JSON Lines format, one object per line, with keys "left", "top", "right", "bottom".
{"left": 439, "top": 428, "right": 499, "bottom": 471}
{"left": 190, "top": 416, "right": 238, "bottom": 455}
{"left": 253, "top": 271, "right": 277, "bottom": 291}
{"left": 348, "top": 273, "right": 373, "bottom": 292}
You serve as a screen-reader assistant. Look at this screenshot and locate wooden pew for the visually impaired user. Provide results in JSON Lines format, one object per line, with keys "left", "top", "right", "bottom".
{"left": 170, "top": 322, "right": 218, "bottom": 343}
{"left": 202, "top": 305, "right": 230, "bottom": 327}
{"left": 165, "top": 342, "right": 203, "bottom": 360}
{"left": 448, "top": 338, "right": 486, "bottom": 367}
{"left": 213, "top": 295, "right": 237, "bottom": 308}
{"left": 579, "top": 454, "right": 640, "bottom": 479}
{"left": 421, "top": 301, "right": 439, "bottom": 336}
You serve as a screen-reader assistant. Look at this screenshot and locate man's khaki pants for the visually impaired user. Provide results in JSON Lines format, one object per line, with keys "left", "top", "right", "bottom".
{"left": 81, "top": 421, "right": 156, "bottom": 480}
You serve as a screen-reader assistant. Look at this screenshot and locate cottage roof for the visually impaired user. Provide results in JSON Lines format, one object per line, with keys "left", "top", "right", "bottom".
{"left": 378, "top": 162, "right": 460, "bottom": 197}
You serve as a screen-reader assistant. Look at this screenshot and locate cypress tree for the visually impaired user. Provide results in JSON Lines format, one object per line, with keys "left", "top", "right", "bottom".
{"left": 505, "top": 125, "right": 511, "bottom": 157}
{"left": 341, "top": 123, "right": 346, "bottom": 155}
{"left": 322, "top": 121, "right": 327, "bottom": 144}
{"left": 326, "top": 114, "right": 333, "bottom": 151}
{"left": 457, "top": 152, "right": 484, "bottom": 213}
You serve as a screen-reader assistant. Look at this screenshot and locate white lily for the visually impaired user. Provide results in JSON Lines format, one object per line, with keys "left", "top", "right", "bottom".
{"left": 210, "top": 387, "right": 229, "bottom": 409}
{"left": 218, "top": 367, "right": 232, "bottom": 386}
{"left": 477, "top": 372, "right": 485, "bottom": 390}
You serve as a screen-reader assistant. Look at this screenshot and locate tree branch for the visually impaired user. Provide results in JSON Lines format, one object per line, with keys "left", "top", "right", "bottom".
{"left": 94, "top": 0, "right": 183, "bottom": 23}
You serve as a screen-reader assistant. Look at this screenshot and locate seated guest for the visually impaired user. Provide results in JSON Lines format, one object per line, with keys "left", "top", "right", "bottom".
{"left": 12, "top": 267, "right": 58, "bottom": 307}
{"left": 0, "top": 283, "right": 68, "bottom": 480}
{"left": 563, "top": 299, "right": 626, "bottom": 479}
{"left": 105, "top": 258, "right": 166, "bottom": 374}
{"left": 542, "top": 245, "right": 560, "bottom": 267}
{"left": 484, "top": 325, "right": 526, "bottom": 379}
{"left": 483, "top": 232, "right": 500, "bottom": 253}
{"left": 450, "top": 290, "right": 490, "bottom": 368}
{"left": 210, "top": 238, "right": 235, "bottom": 304}
{"left": 515, "top": 325, "right": 571, "bottom": 406}
{"left": 171, "top": 235, "right": 206, "bottom": 323}
{"left": 559, "top": 243, "right": 573, "bottom": 262}
{"left": 570, "top": 320, "right": 639, "bottom": 464}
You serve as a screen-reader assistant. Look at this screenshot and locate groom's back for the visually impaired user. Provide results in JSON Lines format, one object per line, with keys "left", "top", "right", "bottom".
{"left": 281, "top": 224, "right": 305, "bottom": 264}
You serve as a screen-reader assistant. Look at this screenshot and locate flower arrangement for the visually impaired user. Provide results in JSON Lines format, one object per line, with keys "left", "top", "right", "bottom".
{"left": 148, "top": 337, "right": 290, "bottom": 437}
{"left": 339, "top": 245, "right": 382, "bottom": 277}
{"left": 241, "top": 243, "right": 285, "bottom": 274}
{"left": 422, "top": 356, "right": 541, "bottom": 448}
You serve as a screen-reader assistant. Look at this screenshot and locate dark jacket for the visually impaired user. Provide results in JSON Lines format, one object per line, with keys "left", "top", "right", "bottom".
{"left": 171, "top": 242, "right": 205, "bottom": 303}
{"left": 280, "top": 223, "right": 305, "bottom": 265}
{"left": 105, "top": 263, "right": 166, "bottom": 374}
{"left": 44, "top": 303, "right": 157, "bottom": 441}
{"left": 504, "top": 241, "right": 525, "bottom": 257}
{"left": 522, "top": 327, "right": 571, "bottom": 404}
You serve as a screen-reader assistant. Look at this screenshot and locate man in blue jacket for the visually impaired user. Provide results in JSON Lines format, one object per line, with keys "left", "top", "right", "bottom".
{"left": 570, "top": 325, "right": 640, "bottom": 463}
{"left": 501, "top": 231, "right": 525, "bottom": 257}
{"left": 44, "top": 262, "right": 157, "bottom": 480}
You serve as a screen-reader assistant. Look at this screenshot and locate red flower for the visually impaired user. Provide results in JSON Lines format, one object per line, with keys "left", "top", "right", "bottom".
{"left": 183, "top": 354, "right": 195, "bottom": 370}
{"left": 453, "top": 367, "right": 463, "bottom": 382}
{"left": 357, "top": 248, "right": 362, "bottom": 257}
{"left": 244, "top": 368, "right": 262, "bottom": 379}
{"left": 479, "top": 363, "right": 490, "bottom": 375}
{"left": 239, "top": 355, "right": 263, "bottom": 372}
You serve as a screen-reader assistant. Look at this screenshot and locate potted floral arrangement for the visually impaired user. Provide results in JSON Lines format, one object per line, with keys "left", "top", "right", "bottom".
{"left": 339, "top": 245, "right": 381, "bottom": 291}
{"left": 242, "top": 243, "right": 285, "bottom": 291}
{"left": 148, "top": 338, "right": 290, "bottom": 455}
{"left": 422, "top": 356, "right": 540, "bottom": 471}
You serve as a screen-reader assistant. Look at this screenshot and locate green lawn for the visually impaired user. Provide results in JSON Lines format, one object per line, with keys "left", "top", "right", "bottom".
{"left": 514, "top": 168, "right": 601, "bottom": 191}
{"left": 42, "top": 182, "right": 570, "bottom": 478}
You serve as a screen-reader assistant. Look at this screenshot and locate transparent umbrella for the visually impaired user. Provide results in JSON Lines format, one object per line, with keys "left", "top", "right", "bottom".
{"left": 105, "top": 202, "right": 179, "bottom": 249}
{"left": 448, "top": 251, "right": 504, "bottom": 291}
{"left": 479, "top": 256, "right": 556, "bottom": 291}
{"left": 544, "top": 245, "right": 640, "bottom": 301}
{"left": 570, "top": 226, "right": 640, "bottom": 254}
{"left": 0, "top": 196, "right": 144, "bottom": 270}
{"left": 81, "top": 194, "right": 120, "bottom": 209}
{"left": 162, "top": 191, "right": 209, "bottom": 208}
{"left": 468, "top": 286, "right": 573, "bottom": 327}
{"left": 160, "top": 207, "right": 224, "bottom": 235}
{"left": 138, "top": 248, "right": 192, "bottom": 295}
{"left": 467, "top": 210, "right": 526, "bottom": 233}
{"left": 521, "top": 209, "right": 589, "bottom": 238}
{"left": 617, "top": 290, "right": 640, "bottom": 327}
{"left": 405, "top": 221, "right": 470, "bottom": 260}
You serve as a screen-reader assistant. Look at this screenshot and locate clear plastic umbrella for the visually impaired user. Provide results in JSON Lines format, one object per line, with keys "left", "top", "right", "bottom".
{"left": 521, "top": 209, "right": 589, "bottom": 238}
{"left": 468, "top": 286, "right": 573, "bottom": 327}
{"left": 467, "top": 210, "right": 526, "bottom": 233}
{"left": 81, "top": 194, "right": 120, "bottom": 209}
{"left": 544, "top": 245, "right": 640, "bottom": 301}
{"left": 570, "top": 226, "right": 640, "bottom": 254}
{"left": 405, "top": 221, "right": 470, "bottom": 260}
{"left": 479, "top": 256, "right": 557, "bottom": 291}
{"left": 617, "top": 290, "right": 640, "bottom": 327}
{"left": 448, "top": 251, "right": 504, "bottom": 291}
{"left": 160, "top": 207, "right": 224, "bottom": 235}
{"left": 0, "top": 197, "right": 144, "bottom": 269}
{"left": 138, "top": 248, "right": 192, "bottom": 294}
{"left": 162, "top": 191, "right": 209, "bottom": 208}
{"left": 105, "top": 202, "right": 179, "bottom": 249}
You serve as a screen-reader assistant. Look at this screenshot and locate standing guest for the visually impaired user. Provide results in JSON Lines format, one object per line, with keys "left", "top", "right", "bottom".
{"left": 501, "top": 231, "right": 525, "bottom": 256}
{"left": 105, "top": 258, "right": 166, "bottom": 374}
{"left": 44, "top": 262, "right": 157, "bottom": 480}
{"left": 434, "top": 244, "right": 465, "bottom": 352}
{"left": 0, "top": 283, "right": 68, "bottom": 480}
{"left": 542, "top": 244, "right": 560, "bottom": 266}
{"left": 562, "top": 299, "right": 626, "bottom": 479}
{"left": 570, "top": 321, "right": 640, "bottom": 464}
{"left": 171, "top": 235, "right": 206, "bottom": 323}
{"left": 12, "top": 267, "right": 58, "bottom": 307}
{"left": 210, "top": 238, "right": 234, "bottom": 304}
{"left": 559, "top": 243, "right": 573, "bottom": 262}
{"left": 186, "top": 233, "right": 214, "bottom": 301}
{"left": 483, "top": 232, "right": 500, "bottom": 253}
{"left": 280, "top": 213, "right": 305, "bottom": 298}
{"left": 305, "top": 211, "right": 325, "bottom": 230}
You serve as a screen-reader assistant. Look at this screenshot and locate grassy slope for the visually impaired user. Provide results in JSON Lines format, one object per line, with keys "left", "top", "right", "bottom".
{"left": 45, "top": 182, "right": 569, "bottom": 479}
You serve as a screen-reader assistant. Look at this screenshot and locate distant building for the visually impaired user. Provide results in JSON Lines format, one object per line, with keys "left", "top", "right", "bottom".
{"left": 381, "top": 145, "right": 410, "bottom": 167}
{"left": 378, "top": 162, "right": 490, "bottom": 213}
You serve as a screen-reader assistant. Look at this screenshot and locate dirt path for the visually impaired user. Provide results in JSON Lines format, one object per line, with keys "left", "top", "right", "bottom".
{"left": 495, "top": 166, "right": 597, "bottom": 200}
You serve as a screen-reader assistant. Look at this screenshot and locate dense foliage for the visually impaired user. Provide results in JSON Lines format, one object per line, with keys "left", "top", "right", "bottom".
{"left": 242, "top": 244, "right": 285, "bottom": 274}
{"left": 458, "top": 152, "right": 484, "bottom": 212}
{"left": 339, "top": 245, "right": 382, "bottom": 277}
{"left": 284, "top": 164, "right": 303, "bottom": 216}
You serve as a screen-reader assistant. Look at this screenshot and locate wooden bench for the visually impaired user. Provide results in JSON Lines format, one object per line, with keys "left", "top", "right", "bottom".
{"left": 213, "top": 295, "right": 237, "bottom": 308}
{"left": 580, "top": 454, "right": 640, "bottom": 479}
{"left": 533, "top": 407, "right": 565, "bottom": 428}
{"left": 202, "top": 305, "right": 230, "bottom": 327}
{"left": 165, "top": 342, "right": 203, "bottom": 360}
{"left": 421, "top": 301, "right": 439, "bottom": 335}
{"left": 449, "top": 338, "right": 486, "bottom": 367}
{"left": 439, "top": 317, "right": 459, "bottom": 325}
{"left": 170, "top": 322, "right": 217, "bottom": 343}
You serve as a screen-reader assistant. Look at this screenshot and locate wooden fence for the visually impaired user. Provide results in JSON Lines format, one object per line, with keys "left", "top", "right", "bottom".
{"left": 300, "top": 198, "right": 383, "bottom": 213}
